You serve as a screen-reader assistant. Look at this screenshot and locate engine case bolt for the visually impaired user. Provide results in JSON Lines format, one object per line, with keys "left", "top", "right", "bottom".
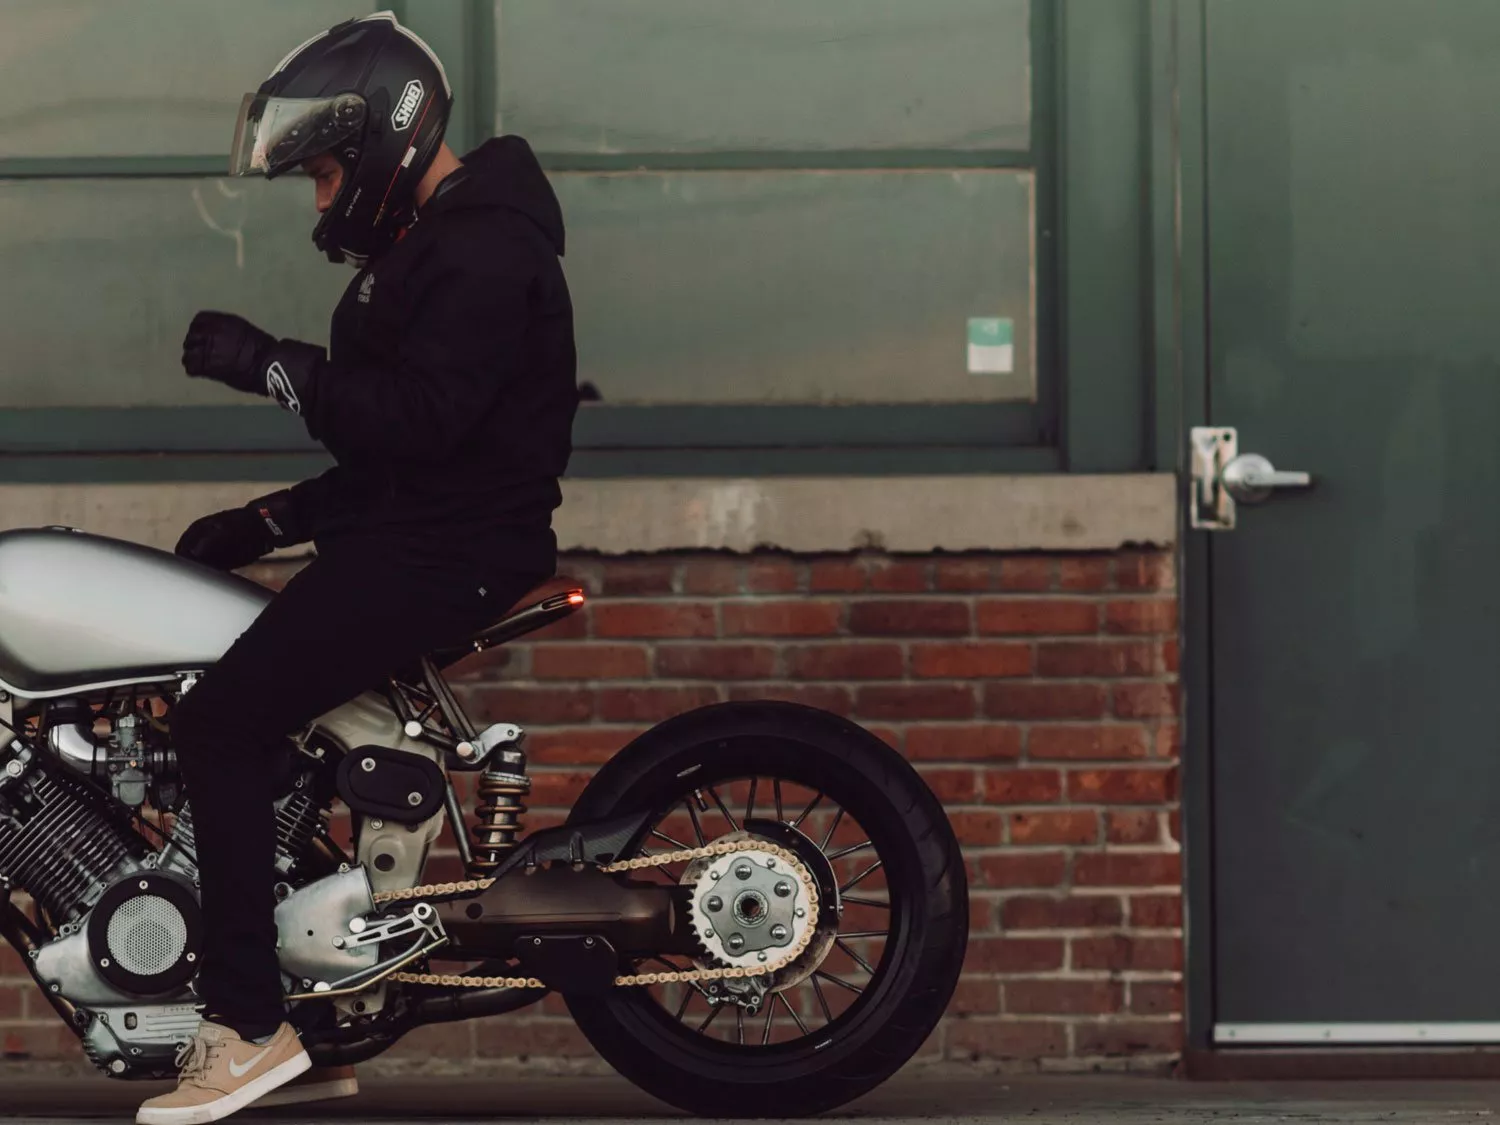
{"left": 407, "top": 791, "right": 423, "bottom": 807}
{"left": 728, "top": 933, "right": 745, "bottom": 951}
{"left": 3, "top": 761, "right": 22, "bottom": 779}
{"left": 706, "top": 895, "right": 723, "bottom": 912}
{"left": 734, "top": 863, "right": 753, "bottom": 880}
{"left": 361, "top": 758, "right": 377, "bottom": 773}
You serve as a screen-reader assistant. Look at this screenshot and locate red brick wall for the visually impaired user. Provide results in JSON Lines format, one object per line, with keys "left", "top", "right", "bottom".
{"left": 0, "top": 548, "right": 1182, "bottom": 1074}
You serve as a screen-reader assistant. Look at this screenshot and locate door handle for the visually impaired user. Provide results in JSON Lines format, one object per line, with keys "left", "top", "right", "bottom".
{"left": 1190, "top": 427, "right": 1314, "bottom": 531}
{"left": 1222, "top": 454, "right": 1312, "bottom": 503}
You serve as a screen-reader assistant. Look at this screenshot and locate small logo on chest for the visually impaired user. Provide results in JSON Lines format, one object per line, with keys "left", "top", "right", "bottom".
{"left": 358, "top": 273, "right": 374, "bottom": 304}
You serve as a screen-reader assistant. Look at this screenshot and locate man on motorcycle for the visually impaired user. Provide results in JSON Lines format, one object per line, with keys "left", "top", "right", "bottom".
{"left": 137, "top": 13, "right": 578, "bottom": 1123}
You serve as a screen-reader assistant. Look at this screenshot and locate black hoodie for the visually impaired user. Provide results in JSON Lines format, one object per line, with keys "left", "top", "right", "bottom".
{"left": 277, "top": 136, "right": 577, "bottom": 575}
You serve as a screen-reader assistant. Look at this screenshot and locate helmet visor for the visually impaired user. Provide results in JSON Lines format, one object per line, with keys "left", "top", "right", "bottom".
{"left": 230, "top": 92, "right": 366, "bottom": 178}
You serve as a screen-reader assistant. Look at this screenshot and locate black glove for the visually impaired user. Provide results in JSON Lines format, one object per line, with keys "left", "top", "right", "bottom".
{"left": 181, "top": 311, "right": 276, "bottom": 396}
{"left": 174, "top": 491, "right": 305, "bottom": 571}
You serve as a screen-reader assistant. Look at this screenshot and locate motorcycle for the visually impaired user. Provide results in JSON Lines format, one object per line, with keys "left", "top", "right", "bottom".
{"left": 0, "top": 526, "right": 968, "bottom": 1116}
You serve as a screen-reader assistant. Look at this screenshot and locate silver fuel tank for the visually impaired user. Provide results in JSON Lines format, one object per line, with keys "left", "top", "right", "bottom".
{"left": 0, "top": 527, "right": 270, "bottom": 698}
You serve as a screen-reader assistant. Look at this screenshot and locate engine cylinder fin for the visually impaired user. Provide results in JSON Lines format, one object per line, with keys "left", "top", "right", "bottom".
{"left": 0, "top": 766, "right": 140, "bottom": 922}
{"left": 274, "top": 783, "right": 325, "bottom": 875}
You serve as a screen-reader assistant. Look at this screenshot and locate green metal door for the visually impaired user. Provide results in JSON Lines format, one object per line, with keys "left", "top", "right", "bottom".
{"left": 1204, "top": 0, "right": 1500, "bottom": 1044}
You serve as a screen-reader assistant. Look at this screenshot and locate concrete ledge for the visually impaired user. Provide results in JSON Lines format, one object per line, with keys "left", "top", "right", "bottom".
{"left": 0, "top": 474, "right": 1177, "bottom": 555}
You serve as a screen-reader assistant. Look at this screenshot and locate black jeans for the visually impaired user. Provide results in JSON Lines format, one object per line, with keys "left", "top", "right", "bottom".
{"left": 173, "top": 541, "right": 546, "bottom": 1034}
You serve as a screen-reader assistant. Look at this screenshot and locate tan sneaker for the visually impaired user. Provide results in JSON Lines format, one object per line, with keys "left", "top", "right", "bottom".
{"left": 136, "top": 1021, "right": 310, "bottom": 1125}
{"left": 247, "top": 1064, "right": 358, "bottom": 1108}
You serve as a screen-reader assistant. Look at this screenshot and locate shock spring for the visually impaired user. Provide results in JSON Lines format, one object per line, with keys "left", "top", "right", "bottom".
{"left": 469, "top": 766, "right": 530, "bottom": 875}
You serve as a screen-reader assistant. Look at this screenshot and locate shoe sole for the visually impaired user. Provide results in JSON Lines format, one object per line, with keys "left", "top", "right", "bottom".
{"left": 249, "top": 1076, "right": 359, "bottom": 1108}
{"left": 136, "top": 1051, "right": 312, "bottom": 1125}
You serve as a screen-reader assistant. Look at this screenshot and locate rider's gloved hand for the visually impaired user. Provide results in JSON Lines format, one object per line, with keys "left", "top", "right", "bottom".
{"left": 181, "top": 311, "right": 276, "bottom": 396}
{"left": 174, "top": 491, "right": 303, "bottom": 571}
{"left": 182, "top": 311, "right": 324, "bottom": 416}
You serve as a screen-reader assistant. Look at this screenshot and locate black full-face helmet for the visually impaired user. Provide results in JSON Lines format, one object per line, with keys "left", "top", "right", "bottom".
{"left": 230, "top": 10, "right": 453, "bottom": 266}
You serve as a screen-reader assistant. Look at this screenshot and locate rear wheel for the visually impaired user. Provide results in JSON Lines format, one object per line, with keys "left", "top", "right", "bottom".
{"left": 565, "top": 701, "right": 967, "bottom": 1117}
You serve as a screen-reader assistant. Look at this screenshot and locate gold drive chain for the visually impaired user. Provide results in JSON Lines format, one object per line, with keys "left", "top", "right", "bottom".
{"left": 376, "top": 839, "right": 821, "bottom": 991}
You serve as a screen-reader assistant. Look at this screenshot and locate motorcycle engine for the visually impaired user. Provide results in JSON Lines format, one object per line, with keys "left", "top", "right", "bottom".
{"left": 1, "top": 702, "right": 335, "bottom": 1078}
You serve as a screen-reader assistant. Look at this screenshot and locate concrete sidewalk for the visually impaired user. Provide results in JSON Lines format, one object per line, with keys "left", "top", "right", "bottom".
{"left": 2, "top": 1075, "right": 1498, "bottom": 1123}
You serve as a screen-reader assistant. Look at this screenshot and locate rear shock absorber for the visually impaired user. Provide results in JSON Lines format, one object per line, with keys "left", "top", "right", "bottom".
{"left": 469, "top": 752, "right": 531, "bottom": 876}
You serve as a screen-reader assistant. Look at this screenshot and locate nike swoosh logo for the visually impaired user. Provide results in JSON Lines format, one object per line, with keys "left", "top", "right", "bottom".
{"left": 227, "top": 1043, "right": 275, "bottom": 1079}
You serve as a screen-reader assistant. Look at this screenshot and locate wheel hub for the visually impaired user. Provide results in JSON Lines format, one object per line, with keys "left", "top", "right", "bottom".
{"left": 685, "top": 836, "right": 813, "bottom": 970}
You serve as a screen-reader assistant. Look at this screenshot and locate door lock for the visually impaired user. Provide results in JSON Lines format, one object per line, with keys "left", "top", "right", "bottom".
{"left": 1191, "top": 427, "right": 1312, "bottom": 531}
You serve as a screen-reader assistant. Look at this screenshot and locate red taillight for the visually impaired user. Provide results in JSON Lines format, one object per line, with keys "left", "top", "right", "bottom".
{"left": 568, "top": 592, "right": 586, "bottom": 605}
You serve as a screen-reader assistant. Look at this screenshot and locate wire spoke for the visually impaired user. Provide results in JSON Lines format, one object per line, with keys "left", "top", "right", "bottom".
{"left": 812, "top": 974, "right": 834, "bottom": 1023}
{"left": 652, "top": 828, "right": 692, "bottom": 851}
{"left": 837, "top": 930, "right": 888, "bottom": 940}
{"left": 675, "top": 987, "right": 694, "bottom": 1022}
{"left": 820, "top": 805, "right": 846, "bottom": 852}
{"left": 842, "top": 894, "right": 891, "bottom": 910}
{"left": 826, "top": 839, "right": 874, "bottom": 862}
{"left": 707, "top": 786, "right": 740, "bottom": 832}
{"left": 840, "top": 859, "right": 884, "bottom": 894}
{"left": 836, "top": 938, "right": 877, "bottom": 977}
{"left": 761, "top": 997, "right": 777, "bottom": 1045}
{"left": 736, "top": 1003, "right": 745, "bottom": 1045}
{"left": 684, "top": 798, "right": 707, "bottom": 846}
{"left": 792, "top": 791, "right": 824, "bottom": 829}
{"left": 816, "top": 969, "right": 864, "bottom": 996}
{"left": 696, "top": 1002, "right": 725, "bottom": 1033}
{"left": 745, "top": 777, "right": 758, "bottom": 824}
{"left": 774, "top": 779, "right": 784, "bottom": 823}
{"left": 779, "top": 992, "right": 810, "bottom": 1036}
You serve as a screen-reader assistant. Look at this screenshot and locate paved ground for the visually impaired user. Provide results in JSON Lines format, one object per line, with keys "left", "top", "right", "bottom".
{"left": 2, "top": 1075, "right": 1499, "bottom": 1123}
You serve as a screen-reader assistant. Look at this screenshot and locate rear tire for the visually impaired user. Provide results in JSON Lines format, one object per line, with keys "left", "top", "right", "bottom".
{"left": 564, "top": 701, "right": 967, "bottom": 1117}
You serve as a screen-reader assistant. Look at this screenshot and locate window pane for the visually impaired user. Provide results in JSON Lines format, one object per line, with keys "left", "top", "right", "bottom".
{"left": 560, "top": 170, "right": 1035, "bottom": 404}
{"left": 0, "top": 0, "right": 373, "bottom": 159}
{"left": 497, "top": 0, "right": 1031, "bottom": 154}
{"left": 0, "top": 178, "right": 346, "bottom": 407}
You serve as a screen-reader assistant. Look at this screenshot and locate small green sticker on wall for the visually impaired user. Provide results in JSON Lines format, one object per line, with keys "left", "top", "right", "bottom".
{"left": 968, "top": 317, "right": 1014, "bottom": 375}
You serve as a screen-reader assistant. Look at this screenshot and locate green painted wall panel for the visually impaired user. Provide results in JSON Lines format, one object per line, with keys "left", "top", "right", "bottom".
{"left": 0, "top": 178, "right": 347, "bottom": 407}
{"left": 558, "top": 170, "right": 1035, "bottom": 404}
{"left": 0, "top": 1, "right": 372, "bottom": 160}
{"left": 495, "top": 0, "right": 1031, "bottom": 154}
